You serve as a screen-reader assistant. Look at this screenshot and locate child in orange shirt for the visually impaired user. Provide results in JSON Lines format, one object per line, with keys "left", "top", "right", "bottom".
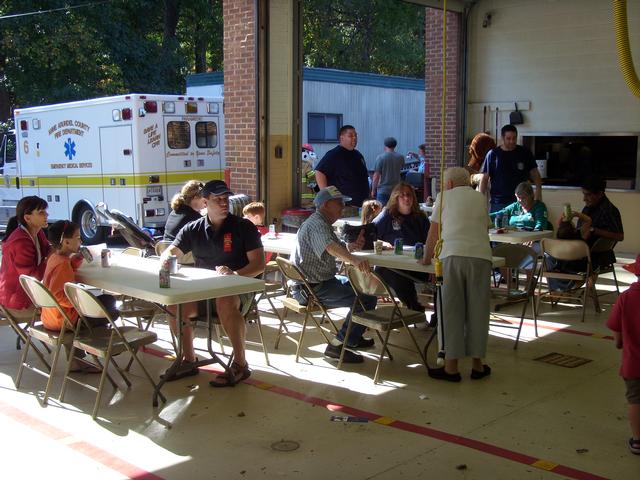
{"left": 42, "top": 221, "right": 116, "bottom": 371}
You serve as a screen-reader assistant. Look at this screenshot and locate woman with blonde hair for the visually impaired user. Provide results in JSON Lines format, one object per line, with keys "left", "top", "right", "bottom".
{"left": 163, "top": 180, "right": 205, "bottom": 241}
{"left": 373, "top": 182, "right": 430, "bottom": 312}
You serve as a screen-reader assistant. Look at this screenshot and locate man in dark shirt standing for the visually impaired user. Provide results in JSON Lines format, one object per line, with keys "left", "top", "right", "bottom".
{"left": 480, "top": 124, "right": 542, "bottom": 212}
{"left": 314, "top": 125, "right": 370, "bottom": 207}
{"left": 161, "top": 180, "right": 265, "bottom": 386}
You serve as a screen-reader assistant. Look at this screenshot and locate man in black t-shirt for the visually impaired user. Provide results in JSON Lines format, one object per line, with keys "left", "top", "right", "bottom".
{"left": 480, "top": 124, "right": 542, "bottom": 212}
{"left": 314, "top": 125, "right": 370, "bottom": 207}
{"left": 161, "top": 180, "right": 265, "bottom": 386}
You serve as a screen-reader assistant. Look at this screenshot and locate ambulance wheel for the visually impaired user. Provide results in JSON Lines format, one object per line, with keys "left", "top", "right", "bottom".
{"left": 75, "top": 204, "right": 107, "bottom": 245}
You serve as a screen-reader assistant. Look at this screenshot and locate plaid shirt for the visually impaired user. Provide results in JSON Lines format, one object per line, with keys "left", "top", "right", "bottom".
{"left": 293, "top": 211, "right": 344, "bottom": 284}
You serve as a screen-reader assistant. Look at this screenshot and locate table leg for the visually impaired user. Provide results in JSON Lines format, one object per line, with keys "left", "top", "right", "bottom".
{"left": 153, "top": 303, "right": 182, "bottom": 407}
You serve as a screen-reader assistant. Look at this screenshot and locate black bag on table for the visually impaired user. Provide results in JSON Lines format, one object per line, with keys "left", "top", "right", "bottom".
{"left": 341, "top": 223, "right": 377, "bottom": 250}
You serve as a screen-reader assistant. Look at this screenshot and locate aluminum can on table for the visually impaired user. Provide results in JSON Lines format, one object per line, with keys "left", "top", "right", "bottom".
{"left": 393, "top": 238, "right": 403, "bottom": 255}
{"left": 79, "top": 247, "right": 93, "bottom": 263}
{"left": 168, "top": 255, "right": 179, "bottom": 274}
{"left": 414, "top": 242, "right": 424, "bottom": 260}
{"left": 100, "top": 249, "right": 111, "bottom": 267}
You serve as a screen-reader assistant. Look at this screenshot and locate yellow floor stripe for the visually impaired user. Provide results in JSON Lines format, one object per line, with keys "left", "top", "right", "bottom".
{"left": 531, "top": 459, "right": 559, "bottom": 471}
{"left": 374, "top": 416, "right": 396, "bottom": 425}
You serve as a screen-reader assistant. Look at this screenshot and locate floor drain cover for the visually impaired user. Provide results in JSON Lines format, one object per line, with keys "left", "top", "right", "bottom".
{"left": 534, "top": 352, "right": 592, "bottom": 368}
{"left": 271, "top": 440, "right": 300, "bottom": 452}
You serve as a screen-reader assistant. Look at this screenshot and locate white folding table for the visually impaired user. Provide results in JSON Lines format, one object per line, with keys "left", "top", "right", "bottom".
{"left": 77, "top": 255, "right": 264, "bottom": 405}
{"left": 489, "top": 229, "right": 553, "bottom": 244}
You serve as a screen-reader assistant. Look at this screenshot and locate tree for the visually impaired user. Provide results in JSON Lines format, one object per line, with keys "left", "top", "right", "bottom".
{"left": 303, "top": 0, "right": 425, "bottom": 78}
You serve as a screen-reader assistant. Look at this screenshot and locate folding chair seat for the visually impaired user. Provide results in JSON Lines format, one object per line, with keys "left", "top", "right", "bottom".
{"left": 15, "top": 275, "right": 80, "bottom": 406}
{"left": 274, "top": 257, "right": 341, "bottom": 362}
{"left": 155, "top": 240, "right": 195, "bottom": 265}
{"left": 0, "top": 304, "right": 49, "bottom": 358}
{"left": 340, "top": 265, "right": 427, "bottom": 384}
{"left": 590, "top": 237, "right": 620, "bottom": 298}
{"left": 489, "top": 244, "right": 539, "bottom": 349}
{"left": 538, "top": 238, "right": 596, "bottom": 322}
{"left": 62, "top": 282, "right": 165, "bottom": 419}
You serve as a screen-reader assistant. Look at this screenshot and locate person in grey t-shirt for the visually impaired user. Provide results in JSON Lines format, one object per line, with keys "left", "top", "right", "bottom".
{"left": 371, "top": 137, "right": 406, "bottom": 206}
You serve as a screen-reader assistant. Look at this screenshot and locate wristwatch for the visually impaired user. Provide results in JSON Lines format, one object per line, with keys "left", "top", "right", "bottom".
{"left": 589, "top": 226, "right": 595, "bottom": 233}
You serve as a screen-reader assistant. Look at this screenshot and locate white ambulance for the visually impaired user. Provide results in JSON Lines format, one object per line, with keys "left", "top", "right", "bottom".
{"left": 1, "top": 94, "right": 224, "bottom": 243}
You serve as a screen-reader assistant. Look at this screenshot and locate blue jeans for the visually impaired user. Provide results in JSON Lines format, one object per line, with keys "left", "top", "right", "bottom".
{"left": 376, "top": 192, "right": 390, "bottom": 207}
{"left": 293, "top": 276, "right": 377, "bottom": 346}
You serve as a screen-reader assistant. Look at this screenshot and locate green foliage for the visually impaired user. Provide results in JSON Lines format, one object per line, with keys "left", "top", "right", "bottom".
{"left": 303, "top": 0, "right": 425, "bottom": 78}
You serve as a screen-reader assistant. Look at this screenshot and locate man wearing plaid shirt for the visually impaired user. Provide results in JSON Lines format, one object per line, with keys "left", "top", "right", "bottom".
{"left": 292, "top": 186, "right": 376, "bottom": 364}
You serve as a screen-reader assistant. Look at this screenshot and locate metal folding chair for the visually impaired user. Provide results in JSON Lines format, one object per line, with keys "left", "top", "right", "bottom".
{"left": 590, "top": 237, "right": 620, "bottom": 298}
{"left": 489, "top": 244, "right": 539, "bottom": 349}
{"left": 62, "top": 282, "right": 165, "bottom": 419}
{"left": 16, "top": 275, "right": 78, "bottom": 406}
{"left": 341, "top": 265, "right": 427, "bottom": 384}
{"left": 274, "top": 257, "right": 341, "bottom": 362}
{"left": 538, "top": 239, "right": 595, "bottom": 323}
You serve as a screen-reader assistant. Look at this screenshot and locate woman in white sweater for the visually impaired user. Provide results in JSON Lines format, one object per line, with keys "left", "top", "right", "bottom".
{"left": 422, "top": 167, "right": 493, "bottom": 382}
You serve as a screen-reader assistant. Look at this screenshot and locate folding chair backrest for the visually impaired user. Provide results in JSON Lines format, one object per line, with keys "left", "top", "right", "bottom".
{"left": 492, "top": 243, "right": 537, "bottom": 271}
{"left": 64, "top": 282, "right": 114, "bottom": 323}
{"left": 19, "top": 275, "right": 60, "bottom": 309}
{"left": 590, "top": 237, "right": 617, "bottom": 254}
{"left": 155, "top": 240, "right": 172, "bottom": 256}
{"left": 346, "top": 265, "right": 387, "bottom": 297}
{"left": 276, "top": 257, "right": 305, "bottom": 283}
{"left": 541, "top": 239, "right": 590, "bottom": 262}
{"left": 19, "top": 275, "right": 76, "bottom": 330}
{"left": 122, "top": 247, "right": 144, "bottom": 257}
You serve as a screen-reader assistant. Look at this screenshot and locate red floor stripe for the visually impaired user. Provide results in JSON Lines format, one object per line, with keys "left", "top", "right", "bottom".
{"left": 146, "top": 347, "right": 608, "bottom": 480}
{"left": 0, "top": 401, "right": 164, "bottom": 480}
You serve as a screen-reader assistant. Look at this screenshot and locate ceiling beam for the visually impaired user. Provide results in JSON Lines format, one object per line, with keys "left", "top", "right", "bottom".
{"left": 403, "top": 0, "right": 473, "bottom": 13}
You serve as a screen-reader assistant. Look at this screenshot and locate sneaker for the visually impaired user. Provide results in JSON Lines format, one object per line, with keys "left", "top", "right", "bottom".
{"left": 347, "top": 337, "right": 375, "bottom": 350}
{"left": 629, "top": 438, "right": 640, "bottom": 455}
{"left": 428, "top": 367, "right": 461, "bottom": 382}
{"left": 324, "top": 343, "right": 363, "bottom": 363}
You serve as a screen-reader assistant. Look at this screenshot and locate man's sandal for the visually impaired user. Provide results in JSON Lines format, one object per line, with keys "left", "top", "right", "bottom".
{"left": 209, "top": 362, "right": 251, "bottom": 388}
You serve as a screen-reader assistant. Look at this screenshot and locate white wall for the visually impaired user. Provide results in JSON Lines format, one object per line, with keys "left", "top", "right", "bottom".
{"left": 302, "top": 81, "right": 426, "bottom": 170}
{"left": 466, "top": 0, "right": 640, "bottom": 138}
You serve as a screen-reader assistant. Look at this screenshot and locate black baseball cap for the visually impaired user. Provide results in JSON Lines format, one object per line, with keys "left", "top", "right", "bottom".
{"left": 201, "top": 180, "right": 233, "bottom": 197}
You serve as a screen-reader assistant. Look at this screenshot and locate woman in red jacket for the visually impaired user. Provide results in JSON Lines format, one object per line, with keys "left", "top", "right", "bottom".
{"left": 0, "top": 196, "right": 51, "bottom": 319}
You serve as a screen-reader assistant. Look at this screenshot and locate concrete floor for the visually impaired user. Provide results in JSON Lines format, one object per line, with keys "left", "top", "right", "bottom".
{"left": 1, "top": 261, "right": 639, "bottom": 479}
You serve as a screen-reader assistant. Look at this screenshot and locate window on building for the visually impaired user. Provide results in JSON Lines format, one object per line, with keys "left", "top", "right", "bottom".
{"left": 308, "top": 113, "right": 342, "bottom": 143}
{"left": 167, "top": 121, "right": 190, "bottom": 149}
{"left": 195, "top": 121, "right": 218, "bottom": 148}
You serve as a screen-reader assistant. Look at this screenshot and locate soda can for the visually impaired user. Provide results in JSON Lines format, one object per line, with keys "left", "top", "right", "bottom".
{"left": 414, "top": 242, "right": 424, "bottom": 260}
{"left": 374, "top": 239, "right": 383, "bottom": 255}
{"left": 168, "top": 255, "right": 178, "bottom": 274}
{"left": 394, "top": 238, "right": 403, "bottom": 255}
{"left": 100, "top": 249, "right": 111, "bottom": 267}
{"left": 159, "top": 267, "right": 170, "bottom": 288}
{"left": 563, "top": 203, "right": 572, "bottom": 220}
{"left": 79, "top": 247, "right": 93, "bottom": 263}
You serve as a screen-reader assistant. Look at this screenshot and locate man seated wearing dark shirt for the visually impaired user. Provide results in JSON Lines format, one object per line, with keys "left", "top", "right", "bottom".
{"left": 577, "top": 176, "right": 624, "bottom": 269}
{"left": 314, "top": 125, "right": 370, "bottom": 208}
{"left": 161, "top": 180, "right": 265, "bottom": 386}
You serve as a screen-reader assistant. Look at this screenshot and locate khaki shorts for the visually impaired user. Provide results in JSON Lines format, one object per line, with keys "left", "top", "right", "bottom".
{"left": 624, "top": 378, "right": 640, "bottom": 404}
{"left": 196, "top": 292, "right": 255, "bottom": 319}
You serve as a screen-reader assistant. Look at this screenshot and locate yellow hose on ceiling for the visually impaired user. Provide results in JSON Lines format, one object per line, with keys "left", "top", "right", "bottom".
{"left": 613, "top": 0, "right": 640, "bottom": 98}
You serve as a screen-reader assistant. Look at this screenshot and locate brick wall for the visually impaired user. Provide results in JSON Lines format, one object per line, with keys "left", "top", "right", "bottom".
{"left": 223, "top": 0, "right": 258, "bottom": 198}
{"left": 424, "top": 8, "right": 461, "bottom": 197}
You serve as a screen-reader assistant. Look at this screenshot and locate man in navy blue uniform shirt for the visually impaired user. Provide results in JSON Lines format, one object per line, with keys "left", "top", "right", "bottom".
{"left": 314, "top": 125, "right": 370, "bottom": 207}
{"left": 162, "top": 180, "right": 265, "bottom": 386}
{"left": 480, "top": 124, "right": 542, "bottom": 213}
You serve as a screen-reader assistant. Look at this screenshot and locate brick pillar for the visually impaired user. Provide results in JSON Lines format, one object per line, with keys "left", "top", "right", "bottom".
{"left": 425, "top": 8, "right": 461, "bottom": 197}
{"left": 223, "top": 0, "right": 258, "bottom": 198}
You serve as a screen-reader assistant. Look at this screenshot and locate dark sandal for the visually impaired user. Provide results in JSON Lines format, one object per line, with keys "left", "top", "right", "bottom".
{"left": 428, "top": 367, "right": 461, "bottom": 383}
{"left": 160, "top": 361, "right": 199, "bottom": 382}
{"left": 470, "top": 364, "right": 492, "bottom": 380}
{"left": 209, "top": 362, "right": 251, "bottom": 388}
